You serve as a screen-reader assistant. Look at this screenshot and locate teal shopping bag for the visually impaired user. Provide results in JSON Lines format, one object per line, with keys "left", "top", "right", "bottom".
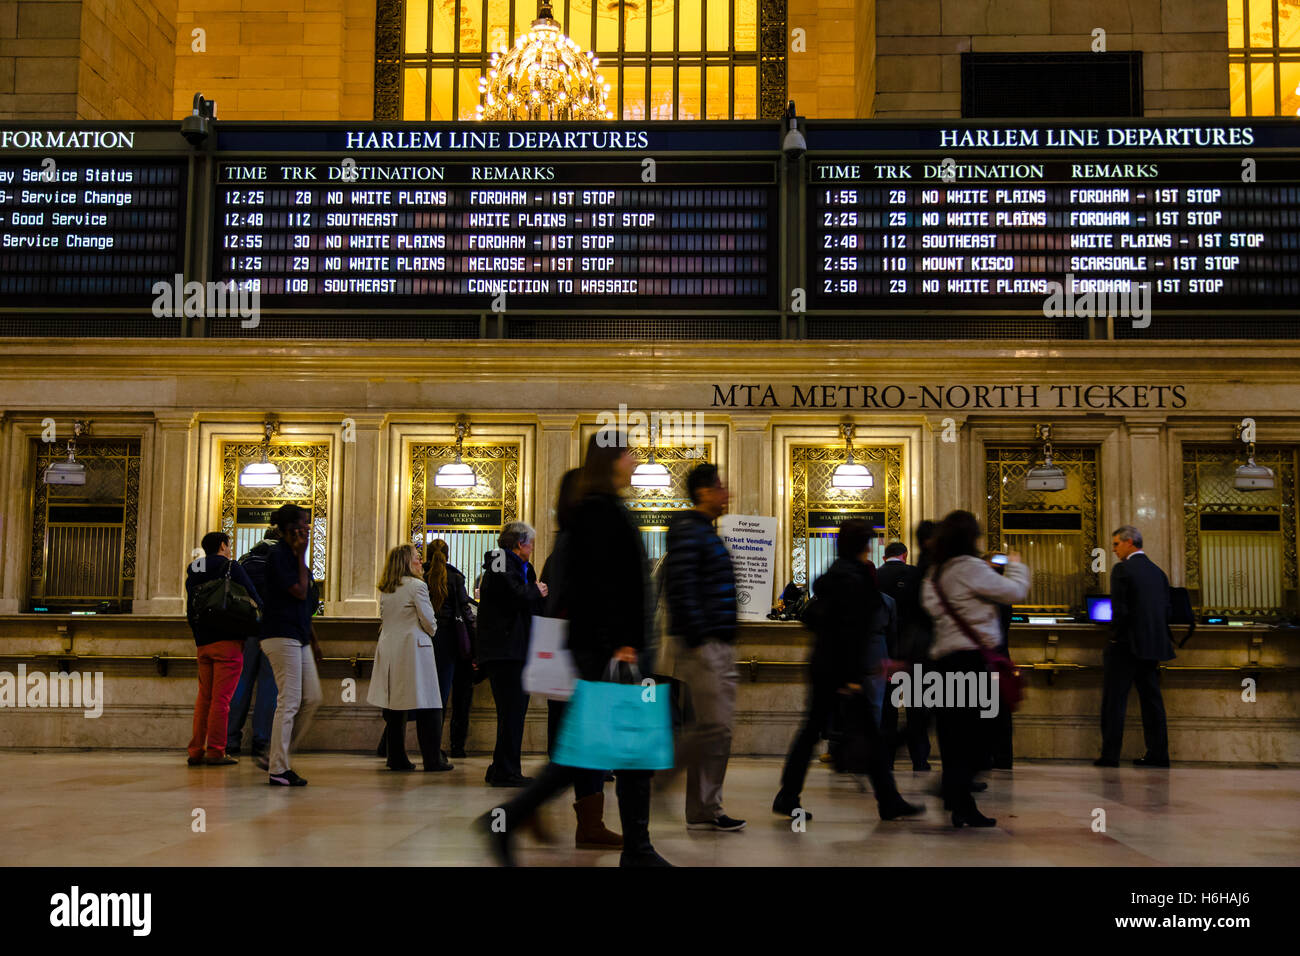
{"left": 552, "top": 675, "right": 674, "bottom": 771}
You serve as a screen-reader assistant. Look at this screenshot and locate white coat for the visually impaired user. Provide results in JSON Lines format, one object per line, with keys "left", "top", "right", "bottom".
{"left": 367, "top": 576, "right": 441, "bottom": 711}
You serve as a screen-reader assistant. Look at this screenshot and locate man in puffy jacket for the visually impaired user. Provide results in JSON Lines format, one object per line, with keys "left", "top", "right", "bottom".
{"left": 665, "top": 463, "right": 744, "bottom": 832}
{"left": 225, "top": 527, "right": 279, "bottom": 758}
{"left": 186, "top": 531, "right": 262, "bottom": 766}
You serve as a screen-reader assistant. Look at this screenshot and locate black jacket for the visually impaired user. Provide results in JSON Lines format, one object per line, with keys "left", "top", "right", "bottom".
{"left": 664, "top": 509, "right": 737, "bottom": 647}
{"left": 475, "top": 548, "right": 544, "bottom": 663}
{"left": 185, "top": 554, "right": 263, "bottom": 647}
{"left": 875, "top": 559, "right": 924, "bottom": 658}
{"left": 1111, "top": 552, "right": 1176, "bottom": 662}
{"left": 565, "top": 492, "right": 652, "bottom": 681}
{"left": 803, "top": 558, "right": 897, "bottom": 689}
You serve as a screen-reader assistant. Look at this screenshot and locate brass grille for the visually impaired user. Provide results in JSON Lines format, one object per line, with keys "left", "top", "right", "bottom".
{"left": 220, "top": 442, "right": 331, "bottom": 582}
{"left": 791, "top": 444, "right": 903, "bottom": 587}
{"left": 409, "top": 441, "right": 521, "bottom": 571}
{"left": 29, "top": 438, "right": 141, "bottom": 611}
{"left": 985, "top": 445, "right": 1099, "bottom": 615}
{"left": 1182, "top": 445, "right": 1298, "bottom": 617}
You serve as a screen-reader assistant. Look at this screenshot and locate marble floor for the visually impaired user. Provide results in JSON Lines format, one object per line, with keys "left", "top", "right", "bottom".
{"left": 0, "top": 750, "right": 1296, "bottom": 866}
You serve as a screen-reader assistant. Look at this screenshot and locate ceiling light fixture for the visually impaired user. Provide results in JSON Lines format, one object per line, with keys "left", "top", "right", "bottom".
{"left": 831, "top": 422, "right": 873, "bottom": 490}
{"left": 239, "top": 419, "right": 283, "bottom": 488}
{"left": 435, "top": 418, "right": 476, "bottom": 488}
{"left": 1025, "top": 424, "right": 1067, "bottom": 492}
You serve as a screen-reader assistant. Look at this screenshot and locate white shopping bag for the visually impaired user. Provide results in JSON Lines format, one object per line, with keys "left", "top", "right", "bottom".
{"left": 522, "top": 615, "right": 577, "bottom": 700}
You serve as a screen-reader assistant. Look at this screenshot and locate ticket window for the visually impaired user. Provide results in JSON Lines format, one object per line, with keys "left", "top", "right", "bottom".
{"left": 984, "top": 445, "right": 1101, "bottom": 616}
{"left": 220, "top": 441, "right": 330, "bottom": 599}
{"left": 626, "top": 445, "right": 714, "bottom": 567}
{"left": 790, "top": 444, "right": 903, "bottom": 595}
{"left": 409, "top": 439, "right": 521, "bottom": 598}
{"left": 1183, "top": 445, "right": 1297, "bottom": 618}
{"left": 29, "top": 436, "right": 142, "bottom": 613}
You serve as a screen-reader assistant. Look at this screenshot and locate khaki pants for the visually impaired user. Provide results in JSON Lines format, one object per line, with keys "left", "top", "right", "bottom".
{"left": 676, "top": 639, "right": 739, "bottom": 823}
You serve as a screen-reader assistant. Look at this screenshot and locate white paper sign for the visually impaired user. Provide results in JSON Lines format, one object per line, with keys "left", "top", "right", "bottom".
{"left": 718, "top": 514, "right": 778, "bottom": 621}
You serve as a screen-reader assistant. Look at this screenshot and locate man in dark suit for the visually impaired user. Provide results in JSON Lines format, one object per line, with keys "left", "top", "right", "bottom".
{"left": 1096, "top": 525, "right": 1176, "bottom": 768}
{"left": 875, "top": 540, "right": 932, "bottom": 770}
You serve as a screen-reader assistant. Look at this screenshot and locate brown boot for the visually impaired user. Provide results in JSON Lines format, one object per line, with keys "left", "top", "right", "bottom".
{"left": 574, "top": 792, "right": 623, "bottom": 849}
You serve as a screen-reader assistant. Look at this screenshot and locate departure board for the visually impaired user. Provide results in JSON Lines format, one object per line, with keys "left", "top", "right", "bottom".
{"left": 211, "top": 159, "right": 778, "bottom": 309}
{"left": 0, "top": 159, "right": 187, "bottom": 304}
{"left": 808, "top": 157, "right": 1300, "bottom": 311}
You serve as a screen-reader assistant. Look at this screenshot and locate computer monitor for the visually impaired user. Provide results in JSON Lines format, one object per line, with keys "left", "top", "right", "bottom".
{"left": 1086, "top": 595, "right": 1113, "bottom": 623}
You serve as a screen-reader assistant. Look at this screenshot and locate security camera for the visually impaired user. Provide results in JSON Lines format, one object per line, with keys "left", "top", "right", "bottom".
{"left": 181, "top": 93, "right": 216, "bottom": 146}
{"left": 781, "top": 100, "right": 806, "bottom": 160}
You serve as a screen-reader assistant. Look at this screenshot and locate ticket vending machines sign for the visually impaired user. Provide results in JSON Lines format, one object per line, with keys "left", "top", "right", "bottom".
{"left": 718, "top": 514, "right": 778, "bottom": 622}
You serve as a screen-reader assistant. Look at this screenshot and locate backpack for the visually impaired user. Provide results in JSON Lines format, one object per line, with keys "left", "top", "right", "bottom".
{"left": 238, "top": 539, "right": 276, "bottom": 597}
{"left": 190, "top": 558, "right": 261, "bottom": 638}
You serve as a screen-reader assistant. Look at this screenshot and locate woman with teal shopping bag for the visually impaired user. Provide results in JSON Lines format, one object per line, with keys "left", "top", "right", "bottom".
{"left": 477, "top": 429, "right": 673, "bottom": 867}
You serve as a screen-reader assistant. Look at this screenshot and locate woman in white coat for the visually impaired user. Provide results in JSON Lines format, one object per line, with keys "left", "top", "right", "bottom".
{"left": 369, "top": 544, "right": 452, "bottom": 771}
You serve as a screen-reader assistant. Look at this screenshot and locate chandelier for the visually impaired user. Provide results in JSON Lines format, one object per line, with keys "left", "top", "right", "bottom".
{"left": 476, "top": 1, "right": 613, "bottom": 121}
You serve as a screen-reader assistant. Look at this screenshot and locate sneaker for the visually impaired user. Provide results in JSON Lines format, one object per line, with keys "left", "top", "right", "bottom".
{"left": 688, "top": 814, "right": 746, "bottom": 832}
{"left": 256, "top": 755, "right": 270, "bottom": 771}
{"left": 269, "top": 769, "right": 307, "bottom": 787}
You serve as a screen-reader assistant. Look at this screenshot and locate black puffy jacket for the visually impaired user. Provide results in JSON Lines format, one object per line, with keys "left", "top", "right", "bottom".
{"left": 664, "top": 509, "right": 737, "bottom": 647}
{"left": 802, "top": 558, "right": 896, "bottom": 689}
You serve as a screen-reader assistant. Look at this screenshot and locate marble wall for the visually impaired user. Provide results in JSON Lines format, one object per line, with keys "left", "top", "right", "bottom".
{"left": 0, "top": 618, "right": 1295, "bottom": 763}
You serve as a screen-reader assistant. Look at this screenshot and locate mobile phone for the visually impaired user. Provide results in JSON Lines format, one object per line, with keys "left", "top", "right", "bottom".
{"left": 990, "top": 553, "right": 1009, "bottom": 566}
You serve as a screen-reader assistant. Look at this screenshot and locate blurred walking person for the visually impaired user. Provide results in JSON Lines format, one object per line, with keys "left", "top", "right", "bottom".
{"left": 261, "top": 504, "right": 323, "bottom": 787}
{"left": 773, "top": 519, "right": 924, "bottom": 823}
{"left": 369, "top": 544, "right": 449, "bottom": 771}
{"left": 1095, "top": 525, "right": 1175, "bottom": 768}
{"left": 921, "top": 511, "right": 1029, "bottom": 827}
{"left": 665, "top": 463, "right": 744, "bottom": 832}
{"left": 476, "top": 468, "right": 622, "bottom": 864}
{"left": 185, "top": 531, "right": 262, "bottom": 766}
{"left": 425, "top": 538, "right": 474, "bottom": 761}
{"left": 478, "top": 522, "right": 547, "bottom": 787}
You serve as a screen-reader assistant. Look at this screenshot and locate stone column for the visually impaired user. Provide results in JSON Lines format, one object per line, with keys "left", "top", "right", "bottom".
{"left": 534, "top": 415, "right": 578, "bottom": 567}
{"left": 337, "top": 414, "right": 384, "bottom": 618}
{"left": 0, "top": 416, "right": 31, "bottom": 614}
{"left": 926, "top": 412, "right": 966, "bottom": 533}
{"left": 731, "top": 419, "right": 768, "bottom": 517}
{"left": 133, "top": 413, "right": 196, "bottom": 616}
{"left": 1125, "top": 417, "right": 1170, "bottom": 564}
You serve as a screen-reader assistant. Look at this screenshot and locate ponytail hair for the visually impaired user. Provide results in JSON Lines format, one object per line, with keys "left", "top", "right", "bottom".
{"left": 425, "top": 538, "right": 449, "bottom": 610}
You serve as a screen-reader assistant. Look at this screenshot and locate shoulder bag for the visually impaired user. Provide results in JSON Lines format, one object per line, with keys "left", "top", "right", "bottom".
{"left": 930, "top": 570, "right": 1024, "bottom": 712}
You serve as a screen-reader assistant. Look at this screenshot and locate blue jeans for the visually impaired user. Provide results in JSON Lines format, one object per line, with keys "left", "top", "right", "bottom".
{"left": 226, "top": 635, "right": 278, "bottom": 752}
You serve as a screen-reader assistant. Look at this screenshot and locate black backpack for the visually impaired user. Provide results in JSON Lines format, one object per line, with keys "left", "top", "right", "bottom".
{"left": 239, "top": 539, "right": 277, "bottom": 597}
{"left": 190, "top": 558, "right": 261, "bottom": 638}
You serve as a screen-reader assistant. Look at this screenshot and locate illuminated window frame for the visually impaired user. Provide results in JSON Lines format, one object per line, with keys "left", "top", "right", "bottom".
{"left": 1228, "top": 0, "right": 1300, "bottom": 116}
{"left": 375, "top": 0, "right": 786, "bottom": 121}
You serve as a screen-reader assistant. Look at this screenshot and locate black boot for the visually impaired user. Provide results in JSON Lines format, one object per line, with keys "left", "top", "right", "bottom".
{"left": 418, "top": 709, "right": 454, "bottom": 771}
{"left": 474, "top": 809, "right": 515, "bottom": 866}
{"left": 616, "top": 772, "right": 671, "bottom": 867}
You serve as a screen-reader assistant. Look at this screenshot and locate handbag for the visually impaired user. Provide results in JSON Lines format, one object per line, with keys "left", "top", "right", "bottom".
{"left": 190, "top": 558, "right": 261, "bottom": 638}
{"left": 521, "top": 615, "right": 577, "bottom": 700}
{"left": 930, "top": 572, "right": 1024, "bottom": 712}
{"left": 551, "top": 660, "right": 674, "bottom": 770}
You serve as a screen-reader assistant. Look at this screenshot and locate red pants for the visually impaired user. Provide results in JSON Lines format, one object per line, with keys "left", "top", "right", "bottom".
{"left": 189, "top": 640, "right": 245, "bottom": 759}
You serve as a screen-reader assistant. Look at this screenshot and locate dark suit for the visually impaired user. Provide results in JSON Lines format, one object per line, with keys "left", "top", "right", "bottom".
{"left": 1100, "top": 552, "right": 1175, "bottom": 762}
{"left": 875, "top": 558, "right": 932, "bottom": 768}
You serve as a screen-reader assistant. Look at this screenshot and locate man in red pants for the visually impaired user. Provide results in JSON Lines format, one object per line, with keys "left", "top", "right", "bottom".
{"left": 186, "top": 532, "right": 263, "bottom": 766}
